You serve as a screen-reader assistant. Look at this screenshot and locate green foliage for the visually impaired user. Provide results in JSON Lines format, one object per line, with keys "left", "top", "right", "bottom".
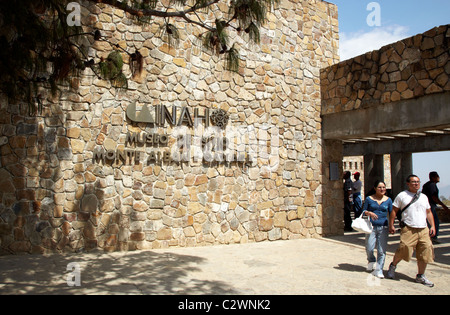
{"left": 231, "top": 0, "right": 272, "bottom": 29}
{"left": 0, "top": 0, "right": 279, "bottom": 107}
{"left": 162, "top": 23, "right": 180, "bottom": 48}
{"left": 203, "top": 20, "right": 229, "bottom": 54}
{"left": 225, "top": 44, "right": 240, "bottom": 73}
{"left": 100, "top": 51, "right": 123, "bottom": 79}
{"left": 98, "top": 51, "right": 127, "bottom": 88}
{"left": 201, "top": 0, "right": 279, "bottom": 71}
{"left": 0, "top": 0, "right": 82, "bottom": 107}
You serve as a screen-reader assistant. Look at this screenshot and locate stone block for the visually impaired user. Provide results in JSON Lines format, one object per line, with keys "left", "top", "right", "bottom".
{"left": 157, "top": 227, "right": 172, "bottom": 240}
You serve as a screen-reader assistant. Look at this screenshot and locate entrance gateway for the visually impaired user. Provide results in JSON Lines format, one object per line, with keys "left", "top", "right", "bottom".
{"left": 321, "top": 24, "right": 450, "bottom": 219}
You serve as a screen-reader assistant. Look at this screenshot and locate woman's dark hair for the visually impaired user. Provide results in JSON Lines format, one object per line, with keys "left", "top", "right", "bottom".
{"left": 373, "top": 180, "right": 386, "bottom": 188}
{"left": 367, "top": 180, "right": 386, "bottom": 196}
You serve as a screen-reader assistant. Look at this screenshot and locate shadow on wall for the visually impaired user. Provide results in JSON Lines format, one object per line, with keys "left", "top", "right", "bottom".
{"left": 0, "top": 0, "right": 128, "bottom": 255}
{"left": 0, "top": 82, "right": 124, "bottom": 254}
{"left": 0, "top": 99, "right": 71, "bottom": 254}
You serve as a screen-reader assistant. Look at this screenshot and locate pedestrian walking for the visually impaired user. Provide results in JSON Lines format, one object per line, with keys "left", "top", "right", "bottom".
{"left": 352, "top": 172, "right": 363, "bottom": 218}
{"left": 422, "top": 171, "right": 450, "bottom": 244}
{"left": 387, "top": 175, "right": 436, "bottom": 287}
{"left": 363, "top": 180, "right": 392, "bottom": 278}
{"left": 343, "top": 171, "right": 354, "bottom": 231}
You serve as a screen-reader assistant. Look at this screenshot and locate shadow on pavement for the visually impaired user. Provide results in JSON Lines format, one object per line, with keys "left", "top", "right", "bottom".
{"left": 333, "top": 263, "right": 416, "bottom": 283}
{"left": 325, "top": 222, "right": 450, "bottom": 267}
{"left": 0, "top": 250, "right": 237, "bottom": 295}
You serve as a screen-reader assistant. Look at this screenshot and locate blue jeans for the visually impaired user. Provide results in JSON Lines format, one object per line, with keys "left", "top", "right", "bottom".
{"left": 365, "top": 226, "right": 389, "bottom": 271}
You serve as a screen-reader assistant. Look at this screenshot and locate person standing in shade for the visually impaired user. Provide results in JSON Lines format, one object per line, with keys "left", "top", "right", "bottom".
{"left": 363, "top": 180, "right": 392, "bottom": 278}
{"left": 352, "top": 172, "right": 363, "bottom": 218}
{"left": 343, "top": 171, "right": 354, "bottom": 232}
{"left": 387, "top": 175, "right": 436, "bottom": 287}
{"left": 422, "top": 171, "right": 449, "bottom": 244}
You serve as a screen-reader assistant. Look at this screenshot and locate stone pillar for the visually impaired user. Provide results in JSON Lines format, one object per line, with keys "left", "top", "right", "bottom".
{"left": 322, "top": 140, "right": 344, "bottom": 236}
{"left": 363, "top": 154, "right": 384, "bottom": 197}
{"left": 390, "top": 152, "right": 413, "bottom": 198}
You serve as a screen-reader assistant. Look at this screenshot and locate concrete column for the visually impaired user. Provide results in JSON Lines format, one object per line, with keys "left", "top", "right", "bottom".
{"left": 390, "top": 152, "right": 413, "bottom": 198}
{"left": 363, "top": 154, "right": 384, "bottom": 197}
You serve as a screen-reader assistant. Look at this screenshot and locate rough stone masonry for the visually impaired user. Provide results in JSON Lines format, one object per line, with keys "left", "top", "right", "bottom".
{"left": 0, "top": 0, "right": 339, "bottom": 254}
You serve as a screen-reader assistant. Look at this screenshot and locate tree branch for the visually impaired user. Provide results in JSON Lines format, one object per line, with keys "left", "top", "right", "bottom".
{"left": 88, "top": 0, "right": 220, "bottom": 18}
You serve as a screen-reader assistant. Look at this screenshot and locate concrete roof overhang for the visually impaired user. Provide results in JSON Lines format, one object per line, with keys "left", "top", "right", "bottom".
{"left": 322, "top": 92, "right": 450, "bottom": 155}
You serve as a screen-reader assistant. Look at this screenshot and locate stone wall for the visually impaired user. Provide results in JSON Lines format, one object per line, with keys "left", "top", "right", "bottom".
{"left": 0, "top": 0, "right": 339, "bottom": 254}
{"left": 321, "top": 24, "right": 449, "bottom": 115}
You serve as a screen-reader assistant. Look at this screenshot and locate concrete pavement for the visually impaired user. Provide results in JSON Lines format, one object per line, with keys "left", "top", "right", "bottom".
{"left": 1, "top": 223, "right": 449, "bottom": 295}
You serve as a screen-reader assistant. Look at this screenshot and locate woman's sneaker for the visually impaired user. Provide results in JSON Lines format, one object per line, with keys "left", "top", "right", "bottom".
{"left": 367, "top": 262, "right": 375, "bottom": 272}
{"left": 416, "top": 274, "right": 434, "bottom": 287}
{"left": 372, "top": 269, "right": 385, "bottom": 279}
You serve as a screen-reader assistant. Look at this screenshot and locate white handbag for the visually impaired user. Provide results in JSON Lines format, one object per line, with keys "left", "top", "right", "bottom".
{"left": 351, "top": 212, "right": 373, "bottom": 234}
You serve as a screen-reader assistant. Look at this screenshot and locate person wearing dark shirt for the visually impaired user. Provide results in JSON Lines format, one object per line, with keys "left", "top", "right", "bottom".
{"left": 422, "top": 171, "right": 449, "bottom": 244}
{"left": 352, "top": 172, "right": 363, "bottom": 218}
{"left": 343, "top": 171, "right": 353, "bottom": 231}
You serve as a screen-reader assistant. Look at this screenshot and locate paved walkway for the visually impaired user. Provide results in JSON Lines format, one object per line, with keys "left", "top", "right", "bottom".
{"left": 1, "top": 223, "right": 449, "bottom": 295}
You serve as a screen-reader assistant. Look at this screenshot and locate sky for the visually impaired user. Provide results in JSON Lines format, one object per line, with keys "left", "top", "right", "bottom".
{"left": 329, "top": 0, "right": 450, "bottom": 196}
{"left": 330, "top": 0, "right": 450, "bottom": 60}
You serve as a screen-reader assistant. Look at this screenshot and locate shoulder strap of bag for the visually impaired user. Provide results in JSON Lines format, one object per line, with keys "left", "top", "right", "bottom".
{"left": 399, "top": 192, "right": 420, "bottom": 216}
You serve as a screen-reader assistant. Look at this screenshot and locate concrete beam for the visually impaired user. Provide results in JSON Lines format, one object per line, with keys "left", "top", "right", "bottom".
{"left": 322, "top": 92, "right": 450, "bottom": 140}
{"left": 343, "top": 134, "right": 450, "bottom": 156}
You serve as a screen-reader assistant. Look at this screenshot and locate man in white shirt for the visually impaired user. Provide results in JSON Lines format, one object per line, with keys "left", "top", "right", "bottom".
{"left": 387, "top": 175, "right": 436, "bottom": 287}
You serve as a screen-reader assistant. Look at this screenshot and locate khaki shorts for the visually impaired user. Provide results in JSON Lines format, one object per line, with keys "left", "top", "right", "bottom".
{"left": 395, "top": 226, "right": 434, "bottom": 263}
